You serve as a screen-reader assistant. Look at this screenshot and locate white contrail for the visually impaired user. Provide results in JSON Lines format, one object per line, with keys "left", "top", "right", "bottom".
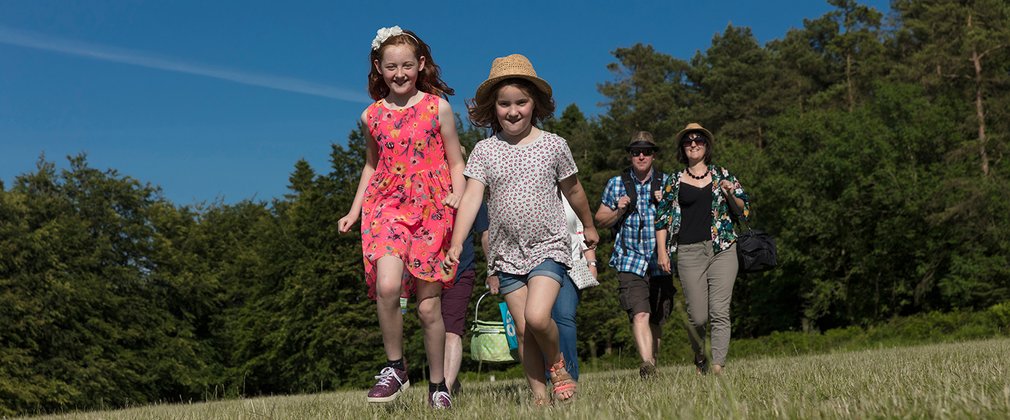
{"left": 0, "top": 25, "right": 370, "bottom": 103}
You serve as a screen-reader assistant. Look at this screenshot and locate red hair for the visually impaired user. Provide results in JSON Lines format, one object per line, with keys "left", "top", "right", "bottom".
{"left": 367, "top": 30, "right": 454, "bottom": 101}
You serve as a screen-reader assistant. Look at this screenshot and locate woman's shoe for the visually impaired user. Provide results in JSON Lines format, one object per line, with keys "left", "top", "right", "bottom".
{"left": 694, "top": 356, "right": 709, "bottom": 375}
{"left": 639, "top": 361, "right": 657, "bottom": 379}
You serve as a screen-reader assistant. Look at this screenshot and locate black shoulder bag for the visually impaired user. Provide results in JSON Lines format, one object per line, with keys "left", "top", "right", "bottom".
{"left": 722, "top": 189, "right": 777, "bottom": 273}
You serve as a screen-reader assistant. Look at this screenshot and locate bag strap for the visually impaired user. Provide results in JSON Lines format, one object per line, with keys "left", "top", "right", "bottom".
{"left": 650, "top": 170, "right": 665, "bottom": 205}
{"left": 473, "top": 290, "right": 492, "bottom": 325}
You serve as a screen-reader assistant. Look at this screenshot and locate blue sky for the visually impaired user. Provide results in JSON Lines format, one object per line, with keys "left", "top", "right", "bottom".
{"left": 1, "top": 0, "right": 890, "bottom": 205}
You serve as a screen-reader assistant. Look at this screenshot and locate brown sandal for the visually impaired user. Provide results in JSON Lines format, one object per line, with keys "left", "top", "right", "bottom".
{"left": 549, "top": 355, "right": 577, "bottom": 402}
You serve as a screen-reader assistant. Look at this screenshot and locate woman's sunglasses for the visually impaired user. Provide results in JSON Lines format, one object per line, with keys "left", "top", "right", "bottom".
{"left": 682, "top": 136, "right": 708, "bottom": 147}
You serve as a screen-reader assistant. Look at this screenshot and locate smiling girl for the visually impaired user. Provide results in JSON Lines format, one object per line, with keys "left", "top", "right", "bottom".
{"left": 337, "top": 26, "right": 465, "bottom": 409}
{"left": 444, "top": 54, "right": 598, "bottom": 405}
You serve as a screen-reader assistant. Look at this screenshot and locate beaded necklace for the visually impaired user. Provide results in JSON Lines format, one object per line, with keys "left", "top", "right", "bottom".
{"left": 685, "top": 166, "right": 710, "bottom": 180}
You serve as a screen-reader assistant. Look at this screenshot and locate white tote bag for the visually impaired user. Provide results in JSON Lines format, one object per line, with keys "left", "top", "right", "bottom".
{"left": 563, "top": 195, "right": 599, "bottom": 290}
{"left": 568, "top": 251, "right": 599, "bottom": 290}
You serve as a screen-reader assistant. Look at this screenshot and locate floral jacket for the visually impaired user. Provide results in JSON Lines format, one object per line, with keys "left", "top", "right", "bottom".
{"left": 654, "top": 165, "right": 750, "bottom": 255}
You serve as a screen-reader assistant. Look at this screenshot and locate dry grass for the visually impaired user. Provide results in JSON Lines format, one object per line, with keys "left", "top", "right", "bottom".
{"left": 28, "top": 338, "right": 1010, "bottom": 419}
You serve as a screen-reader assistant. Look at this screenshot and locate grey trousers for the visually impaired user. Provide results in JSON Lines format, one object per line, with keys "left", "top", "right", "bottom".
{"left": 677, "top": 241, "right": 737, "bottom": 366}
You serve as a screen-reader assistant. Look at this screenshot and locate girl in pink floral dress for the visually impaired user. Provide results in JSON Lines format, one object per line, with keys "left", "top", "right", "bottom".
{"left": 337, "top": 26, "right": 465, "bottom": 409}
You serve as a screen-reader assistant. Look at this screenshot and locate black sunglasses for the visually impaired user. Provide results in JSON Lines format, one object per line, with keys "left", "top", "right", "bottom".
{"left": 629, "top": 148, "right": 655, "bottom": 157}
{"left": 681, "top": 136, "right": 708, "bottom": 147}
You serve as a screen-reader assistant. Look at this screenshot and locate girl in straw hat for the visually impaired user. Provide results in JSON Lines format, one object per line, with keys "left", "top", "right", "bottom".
{"left": 444, "top": 54, "right": 598, "bottom": 405}
{"left": 337, "top": 26, "right": 465, "bottom": 409}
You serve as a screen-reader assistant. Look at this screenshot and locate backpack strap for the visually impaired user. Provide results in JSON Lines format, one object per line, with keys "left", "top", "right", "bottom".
{"left": 619, "top": 168, "right": 638, "bottom": 205}
{"left": 616, "top": 168, "right": 637, "bottom": 228}
{"left": 616, "top": 168, "right": 665, "bottom": 228}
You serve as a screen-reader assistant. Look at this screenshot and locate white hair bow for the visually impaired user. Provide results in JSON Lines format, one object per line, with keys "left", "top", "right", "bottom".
{"left": 371, "top": 26, "right": 404, "bottom": 50}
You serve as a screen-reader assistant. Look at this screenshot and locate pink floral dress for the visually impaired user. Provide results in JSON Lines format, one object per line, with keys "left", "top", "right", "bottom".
{"left": 361, "top": 92, "right": 456, "bottom": 299}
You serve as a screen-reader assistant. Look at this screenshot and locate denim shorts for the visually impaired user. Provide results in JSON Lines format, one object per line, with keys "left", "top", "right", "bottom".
{"left": 498, "top": 259, "right": 568, "bottom": 295}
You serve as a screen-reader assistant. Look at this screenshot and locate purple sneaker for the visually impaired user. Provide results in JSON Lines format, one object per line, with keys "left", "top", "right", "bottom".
{"left": 429, "top": 389, "right": 452, "bottom": 409}
{"left": 366, "top": 367, "right": 409, "bottom": 403}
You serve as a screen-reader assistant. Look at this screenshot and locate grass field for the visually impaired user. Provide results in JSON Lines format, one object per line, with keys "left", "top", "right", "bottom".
{"left": 29, "top": 338, "right": 1010, "bottom": 419}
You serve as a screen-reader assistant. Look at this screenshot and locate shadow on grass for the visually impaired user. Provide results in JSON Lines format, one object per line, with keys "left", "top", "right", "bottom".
{"left": 372, "top": 397, "right": 413, "bottom": 414}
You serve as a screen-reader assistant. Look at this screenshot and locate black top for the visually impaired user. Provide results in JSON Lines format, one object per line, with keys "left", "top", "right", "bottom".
{"left": 678, "top": 182, "right": 712, "bottom": 244}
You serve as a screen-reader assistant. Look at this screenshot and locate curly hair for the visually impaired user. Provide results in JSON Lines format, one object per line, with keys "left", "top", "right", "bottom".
{"left": 367, "top": 29, "right": 453, "bottom": 101}
{"left": 467, "top": 78, "right": 555, "bottom": 133}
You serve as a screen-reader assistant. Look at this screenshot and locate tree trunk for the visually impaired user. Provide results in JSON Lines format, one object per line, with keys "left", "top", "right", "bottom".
{"left": 973, "top": 50, "right": 989, "bottom": 176}
{"left": 846, "top": 52, "right": 855, "bottom": 112}
{"left": 969, "top": 12, "right": 990, "bottom": 176}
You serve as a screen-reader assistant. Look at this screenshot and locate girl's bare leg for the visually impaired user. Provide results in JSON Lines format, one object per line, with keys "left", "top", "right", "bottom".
{"left": 375, "top": 256, "right": 405, "bottom": 360}
{"left": 523, "top": 276, "right": 563, "bottom": 401}
{"left": 416, "top": 280, "right": 446, "bottom": 383}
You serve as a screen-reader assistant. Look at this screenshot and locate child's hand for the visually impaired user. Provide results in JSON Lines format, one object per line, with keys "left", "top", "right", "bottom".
{"left": 486, "top": 275, "right": 500, "bottom": 295}
{"left": 582, "top": 226, "right": 600, "bottom": 250}
{"left": 337, "top": 213, "right": 358, "bottom": 233}
{"left": 442, "top": 193, "right": 461, "bottom": 209}
{"left": 443, "top": 244, "right": 462, "bottom": 269}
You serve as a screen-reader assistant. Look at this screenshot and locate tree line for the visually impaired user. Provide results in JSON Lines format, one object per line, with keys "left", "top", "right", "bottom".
{"left": 2, "top": 0, "right": 1008, "bottom": 415}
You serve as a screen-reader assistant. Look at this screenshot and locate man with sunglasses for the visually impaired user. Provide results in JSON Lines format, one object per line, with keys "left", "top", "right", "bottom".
{"left": 594, "top": 131, "right": 675, "bottom": 379}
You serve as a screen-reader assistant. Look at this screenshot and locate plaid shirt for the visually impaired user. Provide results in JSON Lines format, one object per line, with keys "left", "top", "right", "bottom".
{"left": 600, "top": 169, "right": 669, "bottom": 277}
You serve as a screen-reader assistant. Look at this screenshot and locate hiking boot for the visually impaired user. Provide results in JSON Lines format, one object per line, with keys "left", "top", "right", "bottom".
{"left": 639, "top": 361, "right": 657, "bottom": 379}
{"left": 429, "top": 389, "right": 452, "bottom": 409}
{"left": 366, "top": 367, "right": 409, "bottom": 403}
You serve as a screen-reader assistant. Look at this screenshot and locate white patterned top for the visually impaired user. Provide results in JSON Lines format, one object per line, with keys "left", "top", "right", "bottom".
{"left": 464, "top": 131, "right": 577, "bottom": 275}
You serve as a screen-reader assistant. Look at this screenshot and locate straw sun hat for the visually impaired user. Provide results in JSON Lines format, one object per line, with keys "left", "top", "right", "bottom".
{"left": 675, "top": 122, "right": 715, "bottom": 145}
{"left": 474, "top": 54, "right": 552, "bottom": 103}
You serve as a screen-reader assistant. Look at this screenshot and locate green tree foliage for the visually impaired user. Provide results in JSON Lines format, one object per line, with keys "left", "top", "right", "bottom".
{"left": 598, "top": 43, "right": 693, "bottom": 154}
{"left": 690, "top": 25, "right": 779, "bottom": 147}
{"left": 888, "top": 0, "right": 1010, "bottom": 309}
{"left": 823, "top": 0, "right": 886, "bottom": 112}
{"left": 0, "top": 157, "right": 218, "bottom": 415}
{"left": 892, "top": 0, "right": 1010, "bottom": 176}
{"left": 755, "top": 82, "right": 959, "bottom": 330}
{"left": 764, "top": 0, "right": 885, "bottom": 114}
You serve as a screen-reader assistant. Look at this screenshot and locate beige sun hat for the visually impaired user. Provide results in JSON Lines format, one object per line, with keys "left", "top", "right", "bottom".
{"left": 474, "top": 54, "right": 552, "bottom": 103}
{"left": 675, "top": 122, "right": 715, "bottom": 145}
